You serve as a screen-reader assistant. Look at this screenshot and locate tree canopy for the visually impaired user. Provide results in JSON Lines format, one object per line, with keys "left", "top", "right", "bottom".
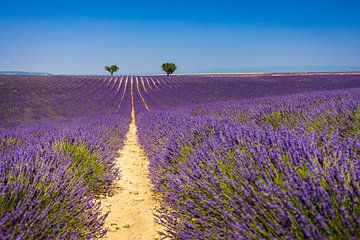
{"left": 104, "top": 65, "right": 119, "bottom": 76}
{"left": 161, "top": 63, "right": 177, "bottom": 76}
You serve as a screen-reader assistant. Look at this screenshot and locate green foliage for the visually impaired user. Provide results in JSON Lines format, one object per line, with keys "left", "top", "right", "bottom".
{"left": 104, "top": 64, "right": 119, "bottom": 76}
{"left": 53, "top": 140, "right": 106, "bottom": 193}
{"left": 191, "top": 107, "right": 205, "bottom": 117}
{"left": 342, "top": 106, "right": 360, "bottom": 137}
{"left": 178, "top": 145, "right": 194, "bottom": 163}
{"left": 161, "top": 62, "right": 177, "bottom": 76}
{"left": 262, "top": 111, "right": 295, "bottom": 128}
{"left": 0, "top": 136, "right": 23, "bottom": 153}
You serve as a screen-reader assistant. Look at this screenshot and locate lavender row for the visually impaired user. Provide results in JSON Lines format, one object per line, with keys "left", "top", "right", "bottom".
{"left": 0, "top": 76, "right": 132, "bottom": 239}
{"left": 137, "top": 87, "right": 360, "bottom": 239}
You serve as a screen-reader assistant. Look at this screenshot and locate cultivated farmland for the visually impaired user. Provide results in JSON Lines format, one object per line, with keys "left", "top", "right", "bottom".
{"left": 1, "top": 73, "right": 360, "bottom": 239}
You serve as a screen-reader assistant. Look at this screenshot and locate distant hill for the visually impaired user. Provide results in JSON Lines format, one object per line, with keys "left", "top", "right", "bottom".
{"left": 0, "top": 71, "right": 51, "bottom": 76}
{"left": 197, "top": 66, "right": 360, "bottom": 74}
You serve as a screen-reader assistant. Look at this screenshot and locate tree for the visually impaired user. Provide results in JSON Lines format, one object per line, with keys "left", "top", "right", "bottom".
{"left": 104, "top": 64, "right": 119, "bottom": 76}
{"left": 161, "top": 63, "right": 177, "bottom": 76}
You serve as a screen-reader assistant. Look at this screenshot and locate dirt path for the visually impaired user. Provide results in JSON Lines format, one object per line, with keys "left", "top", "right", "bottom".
{"left": 102, "top": 95, "right": 160, "bottom": 239}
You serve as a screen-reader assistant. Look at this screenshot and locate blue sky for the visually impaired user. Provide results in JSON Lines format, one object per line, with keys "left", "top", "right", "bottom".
{"left": 1, "top": 0, "right": 360, "bottom": 74}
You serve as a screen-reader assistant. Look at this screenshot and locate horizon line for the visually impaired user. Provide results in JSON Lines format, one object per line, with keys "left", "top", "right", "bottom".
{"left": 2, "top": 71, "right": 360, "bottom": 77}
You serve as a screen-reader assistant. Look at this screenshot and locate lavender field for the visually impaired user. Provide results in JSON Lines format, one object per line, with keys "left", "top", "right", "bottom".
{"left": 1, "top": 73, "right": 360, "bottom": 239}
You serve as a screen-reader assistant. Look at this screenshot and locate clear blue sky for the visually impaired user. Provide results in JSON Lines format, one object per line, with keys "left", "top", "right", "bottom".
{"left": 1, "top": 0, "right": 360, "bottom": 74}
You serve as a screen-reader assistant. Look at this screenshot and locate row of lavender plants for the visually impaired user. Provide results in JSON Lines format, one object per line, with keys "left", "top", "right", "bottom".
{"left": 137, "top": 81, "right": 360, "bottom": 239}
{"left": 0, "top": 76, "right": 131, "bottom": 239}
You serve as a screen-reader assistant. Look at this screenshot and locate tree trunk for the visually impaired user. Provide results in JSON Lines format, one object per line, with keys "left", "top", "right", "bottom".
{"left": 167, "top": 72, "right": 170, "bottom": 76}
{"left": 111, "top": 72, "right": 113, "bottom": 76}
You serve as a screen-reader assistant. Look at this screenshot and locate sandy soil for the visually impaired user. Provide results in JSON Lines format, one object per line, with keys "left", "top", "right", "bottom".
{"left": 102, "top": 107, "right": 161, "bottom": 239}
